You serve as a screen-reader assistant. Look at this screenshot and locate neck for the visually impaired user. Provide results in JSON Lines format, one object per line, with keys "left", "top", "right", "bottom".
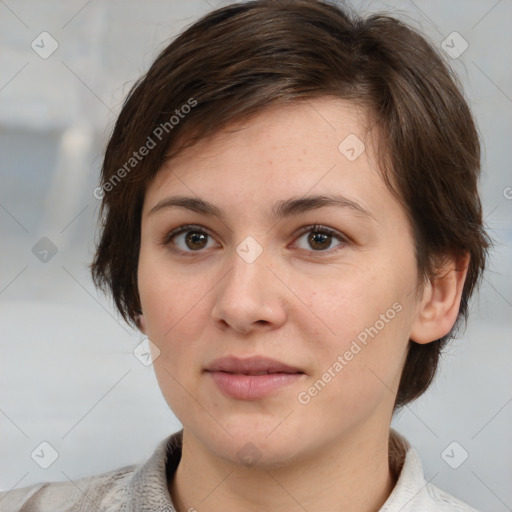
{"left": 168, "top": 422, "right": 397, "bottom": 512}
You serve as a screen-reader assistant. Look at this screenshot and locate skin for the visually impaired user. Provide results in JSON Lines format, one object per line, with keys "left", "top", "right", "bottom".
{"left": 137, "top": 97, "right": 468, "bottom": 512}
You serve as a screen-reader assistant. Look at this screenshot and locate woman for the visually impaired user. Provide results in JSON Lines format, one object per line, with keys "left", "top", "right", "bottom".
{"left": 1, "top": 0, "right": 489, "bottom": 510}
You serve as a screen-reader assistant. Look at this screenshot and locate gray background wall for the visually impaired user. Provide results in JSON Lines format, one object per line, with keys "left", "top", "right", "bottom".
{"left": 0, "top": 1, "right": 511, "bottom": 510}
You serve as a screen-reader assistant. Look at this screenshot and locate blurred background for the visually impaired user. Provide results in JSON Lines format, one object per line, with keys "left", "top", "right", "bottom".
{"left": 0, "top": 0, "right": 511, "bottom": 510}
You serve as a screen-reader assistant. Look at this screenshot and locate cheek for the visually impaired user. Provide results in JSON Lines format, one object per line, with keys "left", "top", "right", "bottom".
{"left": 140, "top": 262, "right": 210, "bottom": 413}
{"left": 306, "top": 263, "right": 413, "bottom": 394}
{"left": 138, "top": 248, "right": 208, "bottom": 339}
{"left": 311, "top": 266, "right": 397, "bottom": 337}
{"left": 138, "top": 254, "right": 213, "bottom": 386}
{"left": 299, "top": 306, "right": 408, "bottom": 423}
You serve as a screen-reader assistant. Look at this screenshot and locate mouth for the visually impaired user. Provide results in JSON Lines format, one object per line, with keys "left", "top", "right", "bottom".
{"left": 204, "top": 355, "right": 305, "bottom": 375}
{"left": 204, "top": 356, "right": 306, "bottom": 400}
{"left": 214, "top": 371, "right": 303, "bottom": 375}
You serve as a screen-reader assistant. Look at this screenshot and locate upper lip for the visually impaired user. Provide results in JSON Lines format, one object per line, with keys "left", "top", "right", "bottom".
{"left": 205, "top": 356, "right": 305, "bottom": 375}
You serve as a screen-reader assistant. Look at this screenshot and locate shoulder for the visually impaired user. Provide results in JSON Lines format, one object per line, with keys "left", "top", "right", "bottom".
{"left": 0, "top": 464, "right": 137, "bottom": 512}
{"left": 0, "top": 431, "right": 183, "bottom": 512}
{"left": 382, "top": 429, "right": 480, "bottom": 512}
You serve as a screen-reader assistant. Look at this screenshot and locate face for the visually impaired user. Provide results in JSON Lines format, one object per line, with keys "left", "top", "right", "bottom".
{"left": 138, "top": 97, "right": 422, "bottom": 468}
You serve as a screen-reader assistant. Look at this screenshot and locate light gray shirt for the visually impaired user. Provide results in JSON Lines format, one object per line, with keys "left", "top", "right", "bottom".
{"left": 0, "top": 428, "right": 479, "bottom": 511}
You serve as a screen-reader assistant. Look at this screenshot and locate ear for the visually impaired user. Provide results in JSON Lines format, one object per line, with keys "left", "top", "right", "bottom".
{"left": 136, "top": 312, "right": 147, "bottom": 334}
{"left": 410, "top": 252, "right": 470, "bottom": 344}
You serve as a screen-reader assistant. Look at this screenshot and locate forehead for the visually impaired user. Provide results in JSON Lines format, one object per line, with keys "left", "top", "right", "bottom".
{"left": 169, "top": 97, "right": 374, "bottom": 164}
{"left": 143, "top": 97, "right": 391, "bottom": 220}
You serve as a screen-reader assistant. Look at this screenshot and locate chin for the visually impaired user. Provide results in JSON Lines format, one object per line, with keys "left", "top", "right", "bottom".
{"left": 197, "top": 420, "right": 309, "bottom": 469}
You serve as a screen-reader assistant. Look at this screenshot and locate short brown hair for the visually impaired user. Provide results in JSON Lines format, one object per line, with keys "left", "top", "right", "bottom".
{"left": 91, "top": 0, "right": 490, "bottom": 410}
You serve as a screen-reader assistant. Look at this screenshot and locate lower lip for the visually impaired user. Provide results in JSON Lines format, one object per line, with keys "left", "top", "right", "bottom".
{"left": 206, "top": 371, "right": 305, "bottom": 400}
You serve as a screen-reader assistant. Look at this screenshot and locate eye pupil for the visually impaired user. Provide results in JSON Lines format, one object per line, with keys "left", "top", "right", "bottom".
{"left": 308, "top": 232, "right": 331, "bottom": 250}
{"left": 186, "top": 231, "right": 207, "bottom": 250}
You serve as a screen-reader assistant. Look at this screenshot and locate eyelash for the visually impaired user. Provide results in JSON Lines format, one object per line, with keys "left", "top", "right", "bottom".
{"left": 161, "top": 223, "right": 348, "bottom": 255}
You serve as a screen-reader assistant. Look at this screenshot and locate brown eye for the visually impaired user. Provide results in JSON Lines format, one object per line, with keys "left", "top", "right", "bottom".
{"left": 164, "top": 225, "right": 218, "bottom": 253}
{"left": 184, "top": 231, "right": 208, "bottom": 250}
{"left": 307, "top": 231, "right": 331, "bottom": 250}
{"left": 294, "top": 225, "right": 347, "bottom": 252}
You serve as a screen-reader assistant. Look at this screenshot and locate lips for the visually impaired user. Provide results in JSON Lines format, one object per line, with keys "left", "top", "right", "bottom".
{"left": 205, "top": 356, "right": 305, "bottom": 375}
{"left": 205, "top": 356, "right": 306, "bottom": 400}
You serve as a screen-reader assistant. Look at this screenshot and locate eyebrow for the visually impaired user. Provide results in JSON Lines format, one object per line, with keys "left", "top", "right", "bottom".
{"left": 148, "top": 193, "right": 375, "bottom": 222}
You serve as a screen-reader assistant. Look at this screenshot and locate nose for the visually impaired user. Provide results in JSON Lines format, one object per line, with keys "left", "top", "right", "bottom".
{"left": 211, "top": 245, "right": 288, "bottom": 335}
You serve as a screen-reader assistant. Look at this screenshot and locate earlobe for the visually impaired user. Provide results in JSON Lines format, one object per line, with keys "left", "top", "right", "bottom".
{"left": 410, "top": 253, "right": 470, "bottom": 344}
